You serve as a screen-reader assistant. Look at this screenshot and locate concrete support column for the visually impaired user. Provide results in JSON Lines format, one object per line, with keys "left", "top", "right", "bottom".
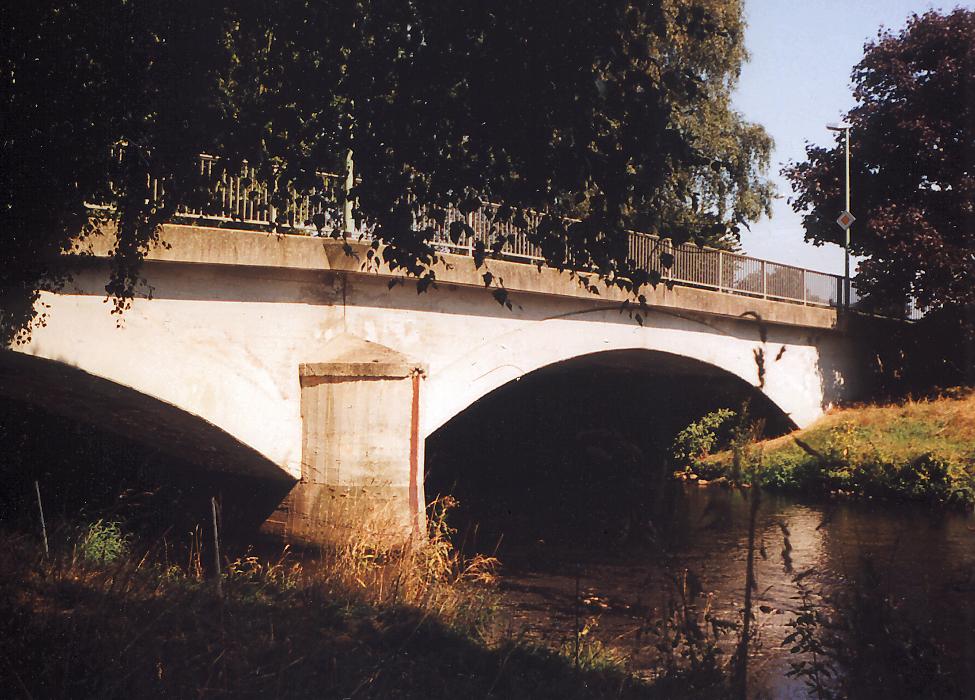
{"left": 264, "top": 333, "right": 426, "bottom": 546}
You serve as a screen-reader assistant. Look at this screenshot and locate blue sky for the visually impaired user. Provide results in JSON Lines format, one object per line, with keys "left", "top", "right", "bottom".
{"left": 731, "top": 0, "right": 971, "bottom": 274}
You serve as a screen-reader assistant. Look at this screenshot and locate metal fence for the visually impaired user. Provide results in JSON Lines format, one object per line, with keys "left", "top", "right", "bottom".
{"left": 97, "top": 153, "right": 921, "bottom": 320}
{"left": 175, "top": 156, "right": 345, "bottom": 233}
{"left": 102, "top": 148, "right": 345, "bottom": 234}
{"left": 425, "top": 208, "right": 856, "bottom": 312}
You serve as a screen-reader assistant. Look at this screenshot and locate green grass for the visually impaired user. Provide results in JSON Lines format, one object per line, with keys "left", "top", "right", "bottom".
{"left": 691, "top": 388, "right": 975, "bottom": 505}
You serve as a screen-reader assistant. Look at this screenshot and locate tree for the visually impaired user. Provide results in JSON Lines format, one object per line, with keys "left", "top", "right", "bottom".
{"left": 1, "top": 0, "right": 772, "bottom": 344}
{"left": 1, "top": 2, "right": 235, "bottom": 342}
{"left": 784, "top": 10, "right": 974, "bottom": 328}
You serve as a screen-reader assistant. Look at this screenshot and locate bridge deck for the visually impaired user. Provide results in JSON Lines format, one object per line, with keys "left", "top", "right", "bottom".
{"left": 75, "top": 223, "right": 843, "bottom": 330}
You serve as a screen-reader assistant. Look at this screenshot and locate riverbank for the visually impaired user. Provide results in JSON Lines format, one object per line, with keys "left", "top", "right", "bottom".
{"left": 0, "top": 507, "right": 739, "bottom": 699}
{"left": 686, "top": 388, "right": 975, "bottom": 506}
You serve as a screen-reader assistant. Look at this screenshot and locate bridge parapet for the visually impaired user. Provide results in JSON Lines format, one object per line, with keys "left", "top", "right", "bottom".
{"left": 93, "top": 152, "right": 921, "bottom": 319}
{"left": 76, "top": 224, "right": 843, "bottom": 331}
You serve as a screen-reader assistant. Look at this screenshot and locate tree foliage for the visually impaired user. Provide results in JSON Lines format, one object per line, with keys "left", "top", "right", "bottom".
{"left": 1, "top": 0, "right": 772, "bottom": 343}
{"left": 783, "top": 9, "right": 974, "bottom": 318}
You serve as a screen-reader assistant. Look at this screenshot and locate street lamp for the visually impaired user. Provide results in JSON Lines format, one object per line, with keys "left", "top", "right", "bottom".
{"left": 827, "top": 122, "right": 852, "bottom": 308}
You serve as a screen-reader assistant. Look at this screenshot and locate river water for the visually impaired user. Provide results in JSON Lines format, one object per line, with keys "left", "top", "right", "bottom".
{"left": 485, "top": 485, "right": 975, "bottom": 697}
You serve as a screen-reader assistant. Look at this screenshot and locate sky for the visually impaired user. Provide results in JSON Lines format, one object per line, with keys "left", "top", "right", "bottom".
{"left": 731, "top": 0, "right": 970, "bottom": 274}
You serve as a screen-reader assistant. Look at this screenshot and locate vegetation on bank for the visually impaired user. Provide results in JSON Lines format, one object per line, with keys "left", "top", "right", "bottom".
{"left": 2, "top": 462, "right": 968, "bottom": 697}
{"left": 0, "top": 498, "right": 747, "bottom": 700}
{"left": 673, "top": 388, "right": 975, "bottom": 506}
{"left": 4, "top": 505, "right": 965, "bottom": 700}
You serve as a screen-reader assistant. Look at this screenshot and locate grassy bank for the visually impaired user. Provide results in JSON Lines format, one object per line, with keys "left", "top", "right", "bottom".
{"left": 684, "top": 388, "right": 975, "bottom": 506}
{"left": 0, "top": 500, "right": 739, "bottom": 699}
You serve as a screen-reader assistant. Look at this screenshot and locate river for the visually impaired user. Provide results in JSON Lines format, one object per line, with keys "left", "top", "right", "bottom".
{"left": 482, "top": 485, "right": 975, "bottom": 697}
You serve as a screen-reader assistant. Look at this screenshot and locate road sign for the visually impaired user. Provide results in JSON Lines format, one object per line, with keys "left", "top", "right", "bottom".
{"left": 836, "top": 210, "right": 856, "bottom": 230}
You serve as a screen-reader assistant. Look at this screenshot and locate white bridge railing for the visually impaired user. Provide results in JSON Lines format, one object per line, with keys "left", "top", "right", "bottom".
{"left": 104, "top": 154, "right": 920, "bottom": 319}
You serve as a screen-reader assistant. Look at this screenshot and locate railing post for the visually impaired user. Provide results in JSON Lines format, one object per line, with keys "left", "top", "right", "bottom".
{"left": 717, "top": 250, "right": 723, "bottom": 292}
{"left": 466, "top": 211, "right": 474, "bottom": 255}
{"left": 343, "top": 148, "right": 354, "bottom": 234}
{"left": 801, "top": 269, "right": 807, "bottom": 305}
{"left": 665, "top": 240, "right": 672, "bottom": 283}
{"left": 761, "top": 260, "right": 767, "bottom": 298}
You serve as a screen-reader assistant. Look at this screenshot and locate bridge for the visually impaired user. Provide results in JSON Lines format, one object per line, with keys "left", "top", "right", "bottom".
{"left": 2, "top": 218, "right": 876, "bottom": 543}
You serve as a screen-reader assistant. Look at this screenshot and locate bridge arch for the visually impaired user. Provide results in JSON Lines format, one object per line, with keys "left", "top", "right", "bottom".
{"left": 0, "top": 351, "right": 292, "bottom": 482}
{"left": 423, "top": 336, "right": 800, "bottom": 550}
{"left": 423, "top": 306, "right": 830, "bottom": 437}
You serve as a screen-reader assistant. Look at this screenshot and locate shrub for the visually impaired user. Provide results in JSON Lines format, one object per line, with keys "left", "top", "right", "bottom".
{"left": 946, "top": 465, "right": 975, "bottom": 507}
{"left": 671, "top": 409, "right": 737, "bottom": 469}
{"left": 893, "top": 454, "right": 953, "bottom": 503}
{"left": 758, "top": 455, "right": 808, "bottom": 491}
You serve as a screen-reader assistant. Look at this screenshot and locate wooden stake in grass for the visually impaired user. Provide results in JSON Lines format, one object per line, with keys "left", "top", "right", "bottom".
{"left": 574, "top": 567, "right": 581, "bottom": 668}
{"left": 211, "top": 497, "right": 222, "bottom": 598}
{"left": 34, "top": 480, "right": 49, "bottom": 559}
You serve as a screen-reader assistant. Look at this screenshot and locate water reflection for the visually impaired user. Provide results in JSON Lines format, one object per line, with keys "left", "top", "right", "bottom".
{"left": 490, "top": 486, "right": 975, "bottom": 697}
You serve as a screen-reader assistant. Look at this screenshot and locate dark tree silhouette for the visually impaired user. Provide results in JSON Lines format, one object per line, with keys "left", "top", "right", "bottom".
{"left": 1, "top": 1, "right": 772, "bottom": 343}
{"left": 784, "top": 10, "right": 974, "bottom": 329}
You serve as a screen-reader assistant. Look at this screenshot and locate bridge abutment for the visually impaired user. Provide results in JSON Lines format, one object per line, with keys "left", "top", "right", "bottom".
{"left": 262, "top": 334, "right": 426, "bottom": 545}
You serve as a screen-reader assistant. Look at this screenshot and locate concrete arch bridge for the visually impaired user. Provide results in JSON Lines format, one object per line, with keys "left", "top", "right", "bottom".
{"left": 1, "top": 225, "right": 872, "bottom": 542}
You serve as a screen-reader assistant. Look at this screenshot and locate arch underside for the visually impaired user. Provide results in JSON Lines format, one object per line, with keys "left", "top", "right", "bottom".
{"left": 440, "top": 348, "right": 797, "bottom": 435}
{"left": 0, "top": 351, "right": 292, "bottom": 482}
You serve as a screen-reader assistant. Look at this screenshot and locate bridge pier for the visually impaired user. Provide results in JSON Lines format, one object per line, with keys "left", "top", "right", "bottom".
{"left": 263, "top": 334, "right": 426, "bottom": 546}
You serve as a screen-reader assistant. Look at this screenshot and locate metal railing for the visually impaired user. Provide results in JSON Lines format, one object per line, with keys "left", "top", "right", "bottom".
{"left": 100, "top": 147, "right": 346, "bottom": 234}
{"left": 424, "top": 203, "right": 857, "bottom": 312}
{"left": 175, "top": 155, "right": 345, "bottom": 233}
{"left": 95, "top": 153, "right": 922, "bottom": 320}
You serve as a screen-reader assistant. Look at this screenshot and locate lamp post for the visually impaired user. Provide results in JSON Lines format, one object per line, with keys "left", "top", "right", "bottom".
{"left": 827, "top": 122, "right": 852, "bottom": 308}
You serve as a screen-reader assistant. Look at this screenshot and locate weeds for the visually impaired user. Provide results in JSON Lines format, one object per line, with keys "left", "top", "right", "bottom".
{"left": 313, "top": 495, "right": 500, "bottom": 635}
{"left": 77, "top": 519, "right": 130, "bottom": 564}
{"left": 641, "top": 569, "right": 740, "bottom": 697}
{"left": 0, "top": 497, "right": 535, "bottom": 699}
{"left": 226, "top": 545, "right": 303, "bottom": 592}
{"left": 779, "top": 521, "right": 834, "bottom": 699}
{"left": 560, "top": 618, "right": 627, "bottom": 674}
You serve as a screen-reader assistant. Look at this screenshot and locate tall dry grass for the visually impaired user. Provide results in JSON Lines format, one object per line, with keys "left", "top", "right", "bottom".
{"left": 310, "top": 495, "right": 500, "bottom": 632}
{"left": 1, "top": 498, "right": 673, "bottom": 699}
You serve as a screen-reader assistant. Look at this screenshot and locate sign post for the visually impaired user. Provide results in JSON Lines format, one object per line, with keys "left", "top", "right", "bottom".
{"left": 828, "top": 123, "right": 853, "bottom": 308}
{"left": 836, "top": 210, "right": 855, "bottom": 230}
{"left": 836, "top": 208, "right": 855, "bottom": 308}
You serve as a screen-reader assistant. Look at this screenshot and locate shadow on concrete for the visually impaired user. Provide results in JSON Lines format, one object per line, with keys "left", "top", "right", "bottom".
{"left": 0, "top": 351, "right": 294, "bottom": 536}
{"left": 60, "top": 254, "right": 850, "bottom": 421}
{"left": 0, "top": 350, "right": 291, "bottom": 482}
{"left": 61, "top": 256, "right": 827, "bottom": 348}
